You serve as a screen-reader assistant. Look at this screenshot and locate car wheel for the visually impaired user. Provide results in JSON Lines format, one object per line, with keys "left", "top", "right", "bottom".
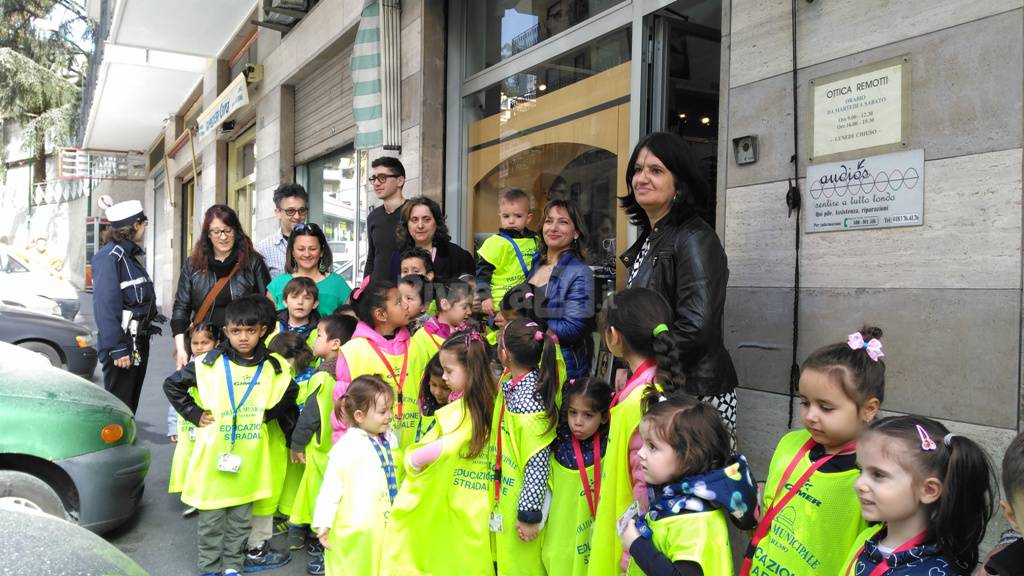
{"left": 0, "top": 470, "right": 69, "bottom": 520}
{"left": 17, "top": 341, "right": 63, "bottom": 369}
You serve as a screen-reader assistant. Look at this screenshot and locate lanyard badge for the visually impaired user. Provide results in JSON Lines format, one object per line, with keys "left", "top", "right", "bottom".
{"left": 371, "top": 434, "right": 398, "bottom": 504}
{"left": 218, "top": 356, "right": 265, "bottom": 473}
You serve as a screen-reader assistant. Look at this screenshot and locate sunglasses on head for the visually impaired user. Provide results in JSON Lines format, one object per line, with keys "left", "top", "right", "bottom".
{"left": 293, "top": 222, "right": 322, "bottom": 234}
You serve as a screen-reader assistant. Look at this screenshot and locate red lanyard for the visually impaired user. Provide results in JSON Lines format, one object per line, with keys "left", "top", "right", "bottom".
{"left": 843, "top": 529, "right": 928, "bottom": 576}
{"left": 365, "top": 338, "right": 409, "bottom": 419}
{"left": 739, "top": 437, "right": 856, "bottom": 576}
{"left": 494, "top": 371, "right": 529, "bottom": 503}
{"left": 571, "top": 433, "right": 601, "bottom": 517}
{"left": 424, "top": 323, "right": 444, "bottom": 349}
{"left": 611, "top": 359, "right": 656, "bottom": 407}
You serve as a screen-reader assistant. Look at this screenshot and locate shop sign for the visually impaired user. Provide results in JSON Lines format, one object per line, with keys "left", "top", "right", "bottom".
{"left": 196, "top": 73, "right": 250, "bottom": 141}
{"left": 805, "top": 148, "right": 924, "bottom": 233}
{"left": 808, "top": 56, "right": 910, "bottom": 163}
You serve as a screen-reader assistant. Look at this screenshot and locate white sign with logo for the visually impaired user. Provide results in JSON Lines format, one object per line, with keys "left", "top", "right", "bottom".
{"left": 805, "top": 149, "right": 924, "bottom": 233}
{"left": 809, "top": 56, "right": 910, "bottom": 163}
{"left": 196, "top": 73, "right": 250, "bottom": 141}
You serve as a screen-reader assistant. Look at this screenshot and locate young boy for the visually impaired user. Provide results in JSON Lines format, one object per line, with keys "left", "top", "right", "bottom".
{"left": 399, "top": 274, "right": 431, "bottom": 333}
{"left": 268, "top": 277, "right": 320, "bottom": 348}
{"left": 400, "top": 248, "right": 435, "bottom": 279}
{"left": 980, "top": 431, "right": 1024, "bottom": 575}
{"left": 289, "top": 313, "right": 359, "bottom": 575}
{"left": 476, "top": 188, "right": 538, "bottom": 316}
{"left": 163, "top": 298, "right": 298, "bottom": 576}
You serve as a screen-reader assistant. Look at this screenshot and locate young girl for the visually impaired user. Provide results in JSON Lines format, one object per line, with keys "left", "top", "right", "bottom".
{"left": 494, "top": 282, "right": 567, "bottom": 386}
{"left": 410, "top": 280, "right": 473, "bottom": 358}
{"left": 167, "top": 324, "right": 218, "bottom": 515}
{"left": 414, "top": 355, "right": 449, "bottom": 444}
{"left": 381, "top": 331, "right": 497, "bottom": 576}
{"left": 589, "top": 287, "right": 685, "bottom": 575}
{"left": 620, "top": 394, "right": 756, "bottom": 576}
{"left": 313, "top": 375, "right": 397, "bottom": 576}
{"left": 542, "top": 377, "right": 611, "bottom": 576}
{"left": 493, "top": 318, "right": 561, "bottom": 576}
{"left": 841, "top": 415, "right": 994, "bottom": 576}
{"left": 742, "top": 326, "right": 887, "bottom": 576}
{"left": 398, "top": 274, "right": 430, "bottom": 333}
{"left": 332, "top": 281, "right": 426, "bottom": 476}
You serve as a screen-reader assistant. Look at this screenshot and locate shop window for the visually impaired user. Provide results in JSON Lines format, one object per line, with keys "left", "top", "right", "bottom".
{"left": 227, "top": 127, "right": 257, "bottom": 234}
{"left": 181, "top": 177, "right": 196, "bottom": 263}
{"left": 465, "top": 0, "right": 626, "bottom": 76}
{"left": 300, "top": 146, "right": 368, "bottom": 287}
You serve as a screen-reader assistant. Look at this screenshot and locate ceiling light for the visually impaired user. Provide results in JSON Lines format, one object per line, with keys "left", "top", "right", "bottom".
{"left": 538, "top": 84, "right": 547, "bottom": 91}
{"left": 700, "top": 116, "right": 711, "bottom": 125}
{"left": 678, "top": 113, "right": 686, "bottom": 119}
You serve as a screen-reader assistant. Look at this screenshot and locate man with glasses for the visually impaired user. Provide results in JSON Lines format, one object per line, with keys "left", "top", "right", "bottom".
{"left": 257, "top": 183, "right": 309, "bottom": 279}
{"left": 363, "top": 156, "right": 408, "bottom": 283}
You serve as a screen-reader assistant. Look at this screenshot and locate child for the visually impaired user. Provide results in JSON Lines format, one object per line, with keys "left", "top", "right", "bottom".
{"left": 411, "top": 280, "right": 472, "bottom": 354}
{"left": 414, "top": 355, "right": 449, "bottom": 444}
{"left": 842, "top": 415, "right": 995, "bottom": 575}
{"left": 167, "top": 323, "right": 218, "bottom": 518}
{"left": 267, "top": 276, "right": 321, "bottom": 348}
{"left": 981, "top": 431, "right": 1024, "bottom": 575}
{"left": 492, "top": 318, "right": 561, "bottom": 575}
{"left": 332, "top": 281, "right": 426, "bottom": 475}
{"left": 494, "top": 282, "right": 567, "bottom": 385}
{"left": 620, "top": 394, "right": 757, "bottom": 576}
{"left": 477, "top": 188, "right": 539, "bottom": 316}
{"left": 589, "top": 287, "right": 685, "bottom": 576}
{"left": 741, "top": 326, "right": 887, "bottom": 576}
{"left": 400, "top": 248, "right": 435, "bottom": 279}
{"left": 542, "top": 377, "right": 611, "bottom": 575}
{"left": 313, "top": 375, "right": 398, "bottom": 576}
{"left": 398, "top": 274, "right": 430, "bottom": 333}
{"left": 290, "top": 313, "right": 358, "bottom": 575}
{"left": 162, "top": 298, "right": 297, "bottom": 576}
{"left": 380, "top": 331, "right": 497, "bottom": 576}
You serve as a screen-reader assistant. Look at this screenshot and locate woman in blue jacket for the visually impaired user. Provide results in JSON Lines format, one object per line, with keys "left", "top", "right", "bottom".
{"left": 525, "top": 199, "right": 595, "bottom": 380}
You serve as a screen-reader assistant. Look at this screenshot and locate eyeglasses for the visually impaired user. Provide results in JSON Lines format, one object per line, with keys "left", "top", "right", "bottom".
{"left": 293, "top": 222, "right": 322, "bottom": 234}
{"left": 368, "top": 174, "right": 400, "bottom": 184}
{"left": 208, "top": 228, "right": 235, "bottom": 238}
{"left": 281, "top": 207, "right": 308, "bottom": 217}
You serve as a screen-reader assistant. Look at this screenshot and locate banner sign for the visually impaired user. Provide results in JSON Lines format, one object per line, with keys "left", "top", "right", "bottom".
{"left": 196, "top": 73, "right": 250, "bottom": 141}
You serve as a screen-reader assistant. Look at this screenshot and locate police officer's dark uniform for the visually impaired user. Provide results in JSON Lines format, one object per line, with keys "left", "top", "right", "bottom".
{"left": 92, "top": 200, "right": 159, "bottom": 413}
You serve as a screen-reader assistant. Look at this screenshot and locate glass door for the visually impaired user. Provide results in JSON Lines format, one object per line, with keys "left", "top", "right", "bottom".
{"left": 181, "top": 177, "right": 196, "bottom": 263}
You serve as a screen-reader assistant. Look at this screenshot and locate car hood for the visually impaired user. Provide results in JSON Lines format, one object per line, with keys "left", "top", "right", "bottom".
{"left": 0, "top": 343, "right": 125, "bottom": 412}
{"left": 0, "top": 306, "right": 90, "bottom": 336}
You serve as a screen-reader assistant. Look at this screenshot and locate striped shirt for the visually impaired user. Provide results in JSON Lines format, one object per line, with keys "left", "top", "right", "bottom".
{"left": 256, "top": 231, "right": 288, "bottom": 280}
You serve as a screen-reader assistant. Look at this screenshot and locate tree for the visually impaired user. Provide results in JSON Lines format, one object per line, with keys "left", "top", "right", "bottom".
{"left": 0, "top": 0, "right": 91, "bottom": 183}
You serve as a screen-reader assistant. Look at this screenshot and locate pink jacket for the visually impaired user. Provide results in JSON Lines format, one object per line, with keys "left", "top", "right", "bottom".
{"left": 618, "top": 362, "right": 657, "bottom": 570}
{"left": 330, "top": 321, "right": 411, "bottom": 442}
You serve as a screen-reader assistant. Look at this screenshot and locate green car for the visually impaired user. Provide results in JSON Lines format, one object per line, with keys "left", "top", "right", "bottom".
{"left": 0, "top": 342, "right": 150, "bottom": 532}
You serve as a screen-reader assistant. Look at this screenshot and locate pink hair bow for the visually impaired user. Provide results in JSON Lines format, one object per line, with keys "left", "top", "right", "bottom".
{"left": 847, "top": 332, "right": 884, "bottom": 362}
{"left": 352, "top": 274, "right": 372, "bottom": 300}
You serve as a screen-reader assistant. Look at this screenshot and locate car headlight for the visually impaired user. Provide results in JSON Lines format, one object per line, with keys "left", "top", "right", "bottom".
{"left": 75, "top": 334, "right": 93, "bottom": 348}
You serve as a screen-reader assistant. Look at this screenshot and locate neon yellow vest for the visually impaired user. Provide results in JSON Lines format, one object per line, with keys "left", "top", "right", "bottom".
{"left": 626, "top": 510, "right": 733, "bottom": 576}
{"left": 589, "top": 381, "right": 655, "bottom": 575}
{"left": 290, "top": 370, "right": 337, "bottom": 526}
{"left": 323, "top": 429, "right": 395, "bottom": 576}
{"left": 277, "top": 365, "right": 318, "bottom": 517}
{"left": 839, "top": 524, "right": 885, "bottom": 576}
{"left": 169, "top": 389, "right": 202, "bottom": 494}
{"left": 341, "top": 337, "right": 428, "bottom": 483}
{"left": 265, "top": 325, "right": 318, "bottom": 351}
{"left": 493, "top": 389, "right": 556, "bottom": 576}
{"left": 181, "top": 352, "right": 292, "bottom": 510}
{"left": 478, "top": 233, "right": 538, "bottom": 305}
{"left": 496, "top": 347, "right": 567, "bottom": 407}
{"left": 381, "top": 399, "right": 495, "bottom": 576}
{"left": 541, "top": 450, "right": 600, "bottom": 576}
{"left": 749, "top": 429, "right": 867, "bottom": 576}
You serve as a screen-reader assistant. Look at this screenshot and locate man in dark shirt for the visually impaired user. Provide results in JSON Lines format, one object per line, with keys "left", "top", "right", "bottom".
{"left": 363, "top": 156, "right": 408, "bottom": 283}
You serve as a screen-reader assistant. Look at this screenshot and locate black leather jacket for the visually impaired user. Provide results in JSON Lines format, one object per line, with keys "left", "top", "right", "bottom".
{"left": 620, "top": 216, "right": 738, "bottom": 396}
{"left": 171, "top": 251, "right": 270, "bottom": 335}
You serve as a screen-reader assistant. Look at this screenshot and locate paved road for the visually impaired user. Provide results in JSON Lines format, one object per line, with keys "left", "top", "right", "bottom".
{"left": 78, "top": 294, "right": 312, "bottom": 576}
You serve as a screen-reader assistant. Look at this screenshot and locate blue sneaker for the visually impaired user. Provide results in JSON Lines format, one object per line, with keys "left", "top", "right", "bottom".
{"left": 243, "top": 543, "right": 291, "bottom": 572}
{"left": 306, "top": 555, "right": 324, "bottom": 575}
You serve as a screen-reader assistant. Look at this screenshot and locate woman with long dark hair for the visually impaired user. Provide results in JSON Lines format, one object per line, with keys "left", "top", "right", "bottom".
{"left": 265, "top": 222, "right": 351, "bottom": 315}
{"left": 171, "top": 204, "right": 271, "bottom": 369}
{"left": 620, "top": 131, "right": 738, "bottom": 429}
{"left": 387, "top": 196, "right": 475, "bottom": 281}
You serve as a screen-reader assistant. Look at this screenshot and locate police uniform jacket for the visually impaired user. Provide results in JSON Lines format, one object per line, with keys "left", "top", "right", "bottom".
{"left": 91, "top": 239, "right": 157, "bottom": 363}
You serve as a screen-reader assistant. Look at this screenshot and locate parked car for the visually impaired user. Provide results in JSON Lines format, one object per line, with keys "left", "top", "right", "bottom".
{"left": 0, "top": 501, "right": 146, "bottom": 574}
{"left": 0, "top": 342, "right": 149, "bottom": 533}
{"left": 0, "top": 246, "right": 80, "bottom": 320}
{"left": 0, "top": 303, "right": 97, "bottom": 377}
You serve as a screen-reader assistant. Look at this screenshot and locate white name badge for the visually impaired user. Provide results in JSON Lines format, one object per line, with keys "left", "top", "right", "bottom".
{"left": 616, "top": 500, "right": 640, "bottom": 536}
{"left": 187, "top": 427, "right": 197, "bottom": 442}
{"left": 217, "top": 453, "right": 242, "bottom": 473}
{"left": 489, "top": 511, "right": 503, "bottom": 533}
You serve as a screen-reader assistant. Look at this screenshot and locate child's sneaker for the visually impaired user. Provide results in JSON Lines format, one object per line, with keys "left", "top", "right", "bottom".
{"left": 273, "top": 518, "right": 289, "bottom": 536}
{"left": 224, "top": 571, "right": 240, "bottom": 576}
{"left": 182, "top": 506, "right": 198, "bottom": 518}
{"left": 243, "top": 542, "right": 291, "bottom": 572}
{"left": 306, "top": 555, "right": 324, "bottom": 575}
{"left": 287, "top": 525, "right": 307, "bottom": 551}
{"left": 306, "top": 538, "right": 323, "bottom": 556}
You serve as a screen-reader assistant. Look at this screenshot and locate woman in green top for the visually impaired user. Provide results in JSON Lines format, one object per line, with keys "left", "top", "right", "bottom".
{"left": 266, "top": 222, "right": 351, "bottom": 315}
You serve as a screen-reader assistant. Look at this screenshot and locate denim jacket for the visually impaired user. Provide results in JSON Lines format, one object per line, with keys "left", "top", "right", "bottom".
{"left": 528, "top": 251, "right": 594, "bottom": 379}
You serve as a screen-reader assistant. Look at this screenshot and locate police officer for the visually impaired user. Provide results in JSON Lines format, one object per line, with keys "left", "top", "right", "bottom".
{"left": 92, "top": 200, "right": 159, "bottom": 413}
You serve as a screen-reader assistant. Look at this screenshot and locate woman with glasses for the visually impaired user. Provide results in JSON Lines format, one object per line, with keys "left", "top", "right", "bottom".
{"left": 265, "top": 222, "right": 352, "bottom": 315}
{"left": 171, "top": 204, "right": 271, "bottom": 370}
{"left": 388, "top": 196, "right": 475, "bottom": 282}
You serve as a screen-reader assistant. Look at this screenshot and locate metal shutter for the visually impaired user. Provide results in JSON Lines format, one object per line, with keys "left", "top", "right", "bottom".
{"left": 294, "top": 44, "right": 356, "bottom": 164}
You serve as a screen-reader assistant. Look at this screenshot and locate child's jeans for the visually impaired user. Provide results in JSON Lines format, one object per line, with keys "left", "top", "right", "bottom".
{"left": 197, "top": 503, "right": 252, "bottom": 573}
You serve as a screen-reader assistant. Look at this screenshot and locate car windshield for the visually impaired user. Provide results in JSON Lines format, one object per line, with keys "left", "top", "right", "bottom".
{"left": 0, "top": 252, "right": 28, "bottom": 273}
